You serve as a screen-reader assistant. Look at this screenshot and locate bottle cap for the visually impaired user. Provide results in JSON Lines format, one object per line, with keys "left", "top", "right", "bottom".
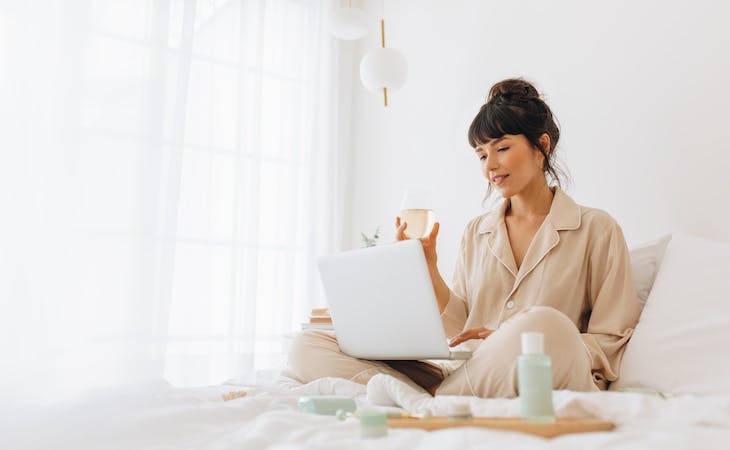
{"left": 447, "top": 402, "right": 473, "bottom": 421}
{"left": 521, "top": 332, "right": 544, "bottom": 355}
{"left": 450, "top": 403, "right": 471, "bottom": 416}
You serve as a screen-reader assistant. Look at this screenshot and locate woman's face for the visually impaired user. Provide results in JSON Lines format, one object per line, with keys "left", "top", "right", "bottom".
{"left": 475, "top": 133, "right": 548, "bottom": 198}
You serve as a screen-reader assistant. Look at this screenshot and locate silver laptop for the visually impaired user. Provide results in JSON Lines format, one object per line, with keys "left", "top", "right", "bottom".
{"left": 316, "top": 239, "right": 472, "bottom": 360}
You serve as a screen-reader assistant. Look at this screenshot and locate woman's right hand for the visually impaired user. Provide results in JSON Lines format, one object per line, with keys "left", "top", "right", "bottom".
{"left": 395, "top": 216, "right": 440, "bottom": 268}
{"left": 396, "top": 216, "right": 450, "bottom": 312}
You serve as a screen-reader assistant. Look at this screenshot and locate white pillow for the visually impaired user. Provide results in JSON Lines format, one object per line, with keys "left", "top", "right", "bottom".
{"left": 612, "top": 232, "right": 730, "bottom": 395}
{"left": 629, "top": 234, "right": 672, "bottom": 305}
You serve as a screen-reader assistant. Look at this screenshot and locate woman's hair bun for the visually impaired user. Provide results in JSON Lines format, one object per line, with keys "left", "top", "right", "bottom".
{"left": 487, "top": 78, "right": 540, "bottom": 103}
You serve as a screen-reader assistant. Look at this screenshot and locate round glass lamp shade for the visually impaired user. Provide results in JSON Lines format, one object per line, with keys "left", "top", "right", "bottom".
{"left": 330, "top": 7, "right": 368, "bottom": 40}
{"left": 359, "top": 47, "right": 408, "bottom": 92}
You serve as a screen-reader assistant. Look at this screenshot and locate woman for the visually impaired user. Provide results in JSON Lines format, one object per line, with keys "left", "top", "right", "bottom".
{"left": 286, "top": 78, "right": 641, "bottom": 397}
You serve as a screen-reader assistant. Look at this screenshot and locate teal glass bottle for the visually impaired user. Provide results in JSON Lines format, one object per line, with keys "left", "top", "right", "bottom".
{"left": 517, "top": 332, "right": 556, "bottom": 423}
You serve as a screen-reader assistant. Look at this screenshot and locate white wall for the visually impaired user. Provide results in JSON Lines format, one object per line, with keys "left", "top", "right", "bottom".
{"left": 340, "top": 0, "right": 730, "bottom": 282}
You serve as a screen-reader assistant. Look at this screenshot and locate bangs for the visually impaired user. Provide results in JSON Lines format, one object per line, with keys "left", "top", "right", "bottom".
{"left": 467, "top": 103, "right": 525, "bottom": 148}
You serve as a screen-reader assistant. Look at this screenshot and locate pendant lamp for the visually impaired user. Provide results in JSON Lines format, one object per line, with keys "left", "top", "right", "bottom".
{"left": 359, "top": 19, "right": 407, "bottom": 107}
{"left": 329, "top": 1, "right": 368, "bottom": 40}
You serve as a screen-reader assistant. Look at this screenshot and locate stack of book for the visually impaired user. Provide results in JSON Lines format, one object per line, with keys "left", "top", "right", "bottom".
{"left": 300, "top": 307, "right": 334, "bottom": 330}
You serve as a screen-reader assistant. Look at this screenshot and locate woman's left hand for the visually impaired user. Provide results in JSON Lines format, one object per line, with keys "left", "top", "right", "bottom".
{"left": 448, "top": 326, "right": 494, "bottom": 347}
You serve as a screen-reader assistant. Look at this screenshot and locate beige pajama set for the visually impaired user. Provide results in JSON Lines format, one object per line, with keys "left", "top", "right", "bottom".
{"left": 286, "top": 186, "right": 642, "bottom": 397}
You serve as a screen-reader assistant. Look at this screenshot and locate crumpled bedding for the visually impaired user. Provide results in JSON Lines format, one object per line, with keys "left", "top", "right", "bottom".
{"left": 8, "top": 372, "right": 730, "bottom": 450}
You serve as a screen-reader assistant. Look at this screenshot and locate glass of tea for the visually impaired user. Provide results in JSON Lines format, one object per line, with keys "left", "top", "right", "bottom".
{"left": 399, "top": 189, "right": 435, "bottom": 239}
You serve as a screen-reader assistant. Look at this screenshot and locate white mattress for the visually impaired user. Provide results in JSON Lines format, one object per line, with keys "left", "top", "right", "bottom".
{"left": 9, "top": 372, "right": 730, "bottom": 450}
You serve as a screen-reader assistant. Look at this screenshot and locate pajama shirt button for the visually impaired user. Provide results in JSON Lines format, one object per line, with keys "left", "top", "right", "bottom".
{"left": 506, "top": 301, "right": 515, "bottom": 309}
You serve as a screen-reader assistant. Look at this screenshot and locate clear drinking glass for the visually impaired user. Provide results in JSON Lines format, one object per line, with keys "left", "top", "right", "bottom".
{"left": 399, "top": 189, "right": 436, "bottom": 239}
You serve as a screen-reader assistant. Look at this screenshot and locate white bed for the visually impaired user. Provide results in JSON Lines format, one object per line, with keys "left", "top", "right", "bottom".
{"left": 9, "top": 372, "right": 730, "bottom": 450}
{"left": 11, "top": 232, "right": 730, "bottom": 449}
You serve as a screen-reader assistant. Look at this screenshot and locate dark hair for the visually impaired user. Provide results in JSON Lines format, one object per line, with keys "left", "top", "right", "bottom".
{"left": 468, "top": 78, "right": 570, "bottom": 204}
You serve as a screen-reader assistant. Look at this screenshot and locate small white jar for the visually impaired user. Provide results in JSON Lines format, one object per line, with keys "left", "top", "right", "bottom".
{"left": 359, "top": 409, "right": 387, "bottom": 438}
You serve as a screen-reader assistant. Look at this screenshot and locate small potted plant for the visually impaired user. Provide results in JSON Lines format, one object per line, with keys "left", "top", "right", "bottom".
{"left": 360, "top": 226, "right": 381, "bottom": 248}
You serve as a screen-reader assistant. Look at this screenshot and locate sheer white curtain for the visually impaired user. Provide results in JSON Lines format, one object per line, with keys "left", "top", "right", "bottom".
{"left": 0, "top": 0, "right": 342, "bottom": 406}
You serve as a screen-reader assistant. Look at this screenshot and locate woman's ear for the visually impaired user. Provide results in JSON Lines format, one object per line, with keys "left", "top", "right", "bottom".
{"left": 534, "top": 133, "right": 551, "bottom": 169}
{"left": 539, "top": 133, "right": 551, "bottom": 155}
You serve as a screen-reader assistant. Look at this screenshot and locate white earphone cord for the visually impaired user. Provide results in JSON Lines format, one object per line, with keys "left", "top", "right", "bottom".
{"left": 463, "top": 360, "right": 478, "bottom": 397}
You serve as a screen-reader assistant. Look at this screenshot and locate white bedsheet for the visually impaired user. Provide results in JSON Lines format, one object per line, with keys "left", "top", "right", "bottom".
{"left": 7, "top": 373, "right": 730, "bottom": 450}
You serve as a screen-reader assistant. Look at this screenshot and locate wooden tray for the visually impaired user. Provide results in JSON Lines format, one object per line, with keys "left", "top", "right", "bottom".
{"left": 387, "top": 417, "right": 614, "bottom": 438}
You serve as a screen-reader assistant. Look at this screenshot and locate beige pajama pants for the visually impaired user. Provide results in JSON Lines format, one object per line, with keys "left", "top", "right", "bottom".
{"left": 285, "top": 306, "right": 600, "bottom": 398}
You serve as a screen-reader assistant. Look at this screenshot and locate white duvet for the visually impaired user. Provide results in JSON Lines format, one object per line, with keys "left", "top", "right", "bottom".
{"left": 8, "top": 373, "right": 730, "bottom": 450}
